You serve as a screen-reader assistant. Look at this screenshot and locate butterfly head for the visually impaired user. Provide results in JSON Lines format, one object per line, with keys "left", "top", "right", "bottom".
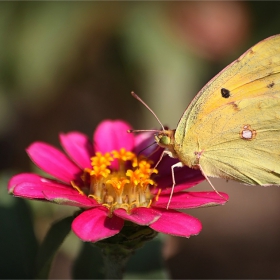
{"left": 155, "top": 129, "right": 177, "bottom": 157}
{"left": 129, "top": 91, "right": 177, "bottom": 157}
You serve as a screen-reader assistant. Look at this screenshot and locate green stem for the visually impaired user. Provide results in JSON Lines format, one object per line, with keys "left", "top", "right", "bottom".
{"left": 101, "top": 245, "right": 132, "bottom": 279}
{"left": 95, "top": 221, "right": 158, "bottom": 279}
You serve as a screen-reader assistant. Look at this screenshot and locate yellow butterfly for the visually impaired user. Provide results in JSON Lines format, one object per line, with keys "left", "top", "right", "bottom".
{"left": 132, "top": 34, "right": 280, "bottom": 206}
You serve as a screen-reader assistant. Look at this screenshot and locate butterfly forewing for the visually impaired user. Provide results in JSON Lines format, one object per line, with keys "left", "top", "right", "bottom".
{"left": 174, "top": 34, "right": 280, "bottom": 186}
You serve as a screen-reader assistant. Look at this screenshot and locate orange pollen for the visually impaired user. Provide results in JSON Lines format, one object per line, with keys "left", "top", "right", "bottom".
{"left": 106, "top": 177, "right": 129, "bottom": 194}
{"left": 89, "top": 164, "right": 111, "bottom": 179}
{"left": 138, "top": 160, "right": 158, "bottom": 176}
{"left": 91, "top": 152, "right": 113, "bottom": 167}
{"left": 126, "top": 169, "right": 142, "bottom": 185}
{"left": 112, "top": 148, "right": 135, "bottom": 161}
{"left": 82, "top": 148, "right": 157, "bottom": 213}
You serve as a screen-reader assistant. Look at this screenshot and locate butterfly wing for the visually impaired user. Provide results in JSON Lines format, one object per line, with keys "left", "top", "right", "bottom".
{"left": 174, "top": 34, "right": 280, "bottom": 185}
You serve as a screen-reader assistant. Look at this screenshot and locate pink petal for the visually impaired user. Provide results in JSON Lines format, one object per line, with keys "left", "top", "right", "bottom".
{"left": 59, "top": 132, "right": 93, "bottom": 169}
{"left": 27, "top": 142, "right": 81, "bottom": 183}
{"left": 149, "top": 209, "right": 202, "bottom": 237}
{"left": 8, "top": 173, "right": 42, "bottom": 193}
{"left": 93, "top": 120, "right": 135, "bottom": 169}
{"left": 12, "top": 176, "right": 75, "bottom": 199}
{"left": 134, "top": 132, "right": 154, "bottom": 149}
{"left": 94, "top": 120, "right": 134, "bottom": 153}
{"left": 72, "top": 207, "right": 124, "bottom": 242}
{"left": 154, "top": 191, "right": 229, "bottom": 209}
{"left": 114, "top": 207, "right": 161, "bottom": 226}
{"left": 42, "top": 190, "right": 97, "bottom": 208}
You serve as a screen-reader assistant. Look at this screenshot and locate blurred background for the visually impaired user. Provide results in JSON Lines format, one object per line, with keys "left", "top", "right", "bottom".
{"left": 1, "top": 1, "right": 280, "bottom": 278}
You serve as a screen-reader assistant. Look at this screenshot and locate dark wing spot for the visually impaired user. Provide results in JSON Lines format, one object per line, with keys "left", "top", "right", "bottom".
{"left": 267, "top": 81, "right": 275, "bottom": 88}
{"left": 221, "top": 88, "right": 231, "bottom": 98}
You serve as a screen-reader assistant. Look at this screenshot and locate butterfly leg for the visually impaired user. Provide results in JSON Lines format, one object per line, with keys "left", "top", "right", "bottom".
{"left": 153, "top": 150, "right": 166, "bottom": 171}
{"left": 151, "top": 150, "right": 182, "bottom": 208}
{"left": 166, "top": 161, "right": 184, "bottom": 209}
{"left": 198, "top": 164, "right": 228, "bottom": 202}
{"left": 153, "top": 149, "right": 176, "bottom": 170}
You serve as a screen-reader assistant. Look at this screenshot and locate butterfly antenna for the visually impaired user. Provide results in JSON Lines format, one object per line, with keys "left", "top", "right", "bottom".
{"left": 127, "top": 129, "right": 162, "bottom": 133}
{"left": 130, "top": 91, "right": 165, "bottom": 132}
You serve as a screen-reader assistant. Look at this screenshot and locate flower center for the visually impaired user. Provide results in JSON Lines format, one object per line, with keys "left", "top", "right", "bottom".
{"left": 82, "top": 148, "right": 157, "bottom": 213}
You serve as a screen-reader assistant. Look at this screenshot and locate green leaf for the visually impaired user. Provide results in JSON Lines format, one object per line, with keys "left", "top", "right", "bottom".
{"left": 35, "top": 215, "right": 74, "bottom": 279}
{"left": 0, "top": 198, "right": 38, "bottom": 278}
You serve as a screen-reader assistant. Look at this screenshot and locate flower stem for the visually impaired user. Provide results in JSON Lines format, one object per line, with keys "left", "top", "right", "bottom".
{"left": 95, "top": 221, "right": 158, "bottom": 279}
{"left": 101, "top": 244, "right": 132, "bottom": 279}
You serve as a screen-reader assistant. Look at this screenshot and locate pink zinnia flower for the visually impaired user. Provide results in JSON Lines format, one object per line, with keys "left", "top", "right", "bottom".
{"left": 8, "top": 120, "right": 228, "bottom": 242}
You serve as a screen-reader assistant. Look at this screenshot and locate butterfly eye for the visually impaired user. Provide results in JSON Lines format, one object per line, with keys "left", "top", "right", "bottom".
{"left": 159, "top": 135, "right": 171, "bottom": 145}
